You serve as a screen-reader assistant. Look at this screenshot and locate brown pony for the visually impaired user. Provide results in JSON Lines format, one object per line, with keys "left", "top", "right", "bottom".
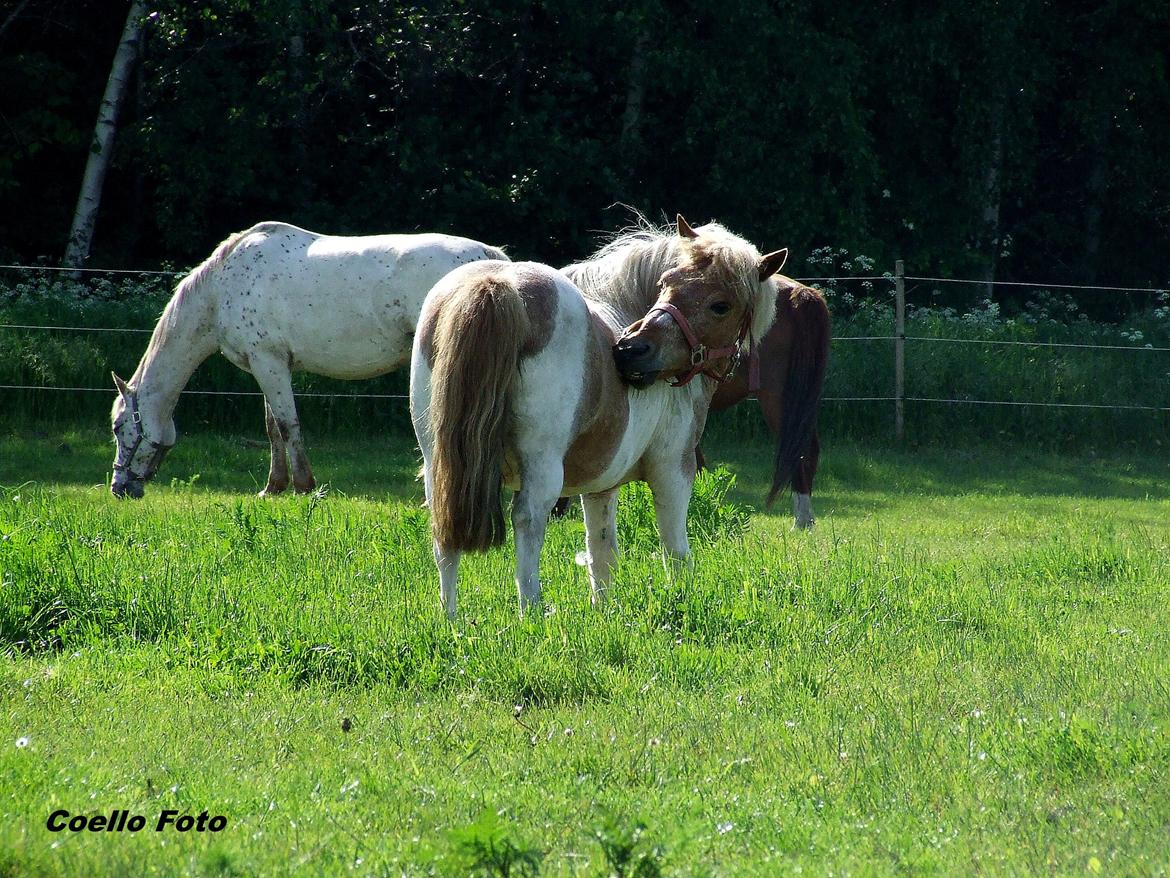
{"left": 703, "top": 276, "right": 831, "bottom": 528}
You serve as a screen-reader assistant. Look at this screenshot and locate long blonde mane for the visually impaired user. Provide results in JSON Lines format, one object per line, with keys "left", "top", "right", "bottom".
{"left": 564, "top": 213, "right": 778, "bottom": 340}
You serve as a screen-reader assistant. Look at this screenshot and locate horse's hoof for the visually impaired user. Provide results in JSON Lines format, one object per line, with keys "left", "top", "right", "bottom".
{"left": 258, "top": 485, "right": 287, "bottom": 498}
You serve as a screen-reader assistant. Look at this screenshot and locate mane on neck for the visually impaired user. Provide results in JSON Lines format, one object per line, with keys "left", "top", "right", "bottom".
{"left": 564, "top": 226, "right": 680, "bottom": 324}
{"left": 131, "top": 228, "right": 250, "bottom": 388}
{"left": 564, "top": 214, "right": 778, "bottom": 339}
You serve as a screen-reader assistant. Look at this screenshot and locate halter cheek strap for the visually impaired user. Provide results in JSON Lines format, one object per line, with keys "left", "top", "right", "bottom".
{"left": 644, "top": 301, "right": 760, "bottom": 392}
{"left": 114, "top": 393, "right": 173, "bottom": 482}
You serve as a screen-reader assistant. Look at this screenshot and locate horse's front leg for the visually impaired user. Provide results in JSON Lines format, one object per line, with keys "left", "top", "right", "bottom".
{"left": 250, "top": 354, "right": 316, "bottom": 494}
{"left": 260, "top": 399, "right": 291, "bottom": 496}
{"left": 511, "top": 458, "right": 563, "bottom": 615}
{"left": 647, "top": 462, "right": 695, "bottom": 573}
{"left": 581, "top": 488, "right": 619, "bottom": 607}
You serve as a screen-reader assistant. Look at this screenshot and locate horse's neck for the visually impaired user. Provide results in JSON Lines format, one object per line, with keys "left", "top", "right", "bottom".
{"left": 132, "top": 300, "right": 218, "bottom": 424}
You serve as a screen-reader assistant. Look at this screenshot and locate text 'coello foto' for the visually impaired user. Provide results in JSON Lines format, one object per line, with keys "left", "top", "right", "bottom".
{"left": 46, "top": 810, "right": 227, "bottom": 833}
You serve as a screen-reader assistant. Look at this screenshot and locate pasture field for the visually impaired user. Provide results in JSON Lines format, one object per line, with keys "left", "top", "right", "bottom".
{"left": 1, "top": 426, "right": 1169, "bottom": 877}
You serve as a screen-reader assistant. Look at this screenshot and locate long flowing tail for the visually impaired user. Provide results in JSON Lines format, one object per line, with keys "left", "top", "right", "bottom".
{"left": 768, "top": 285, "right": 831, "bottom": 505}
{"left": 428, "top": 272, "right": 529, "bottom": 552}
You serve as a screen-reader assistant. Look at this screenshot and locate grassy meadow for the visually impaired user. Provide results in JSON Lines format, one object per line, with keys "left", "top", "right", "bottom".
{"left": 1, "top": 425, "right": 1169, "bottom": 876}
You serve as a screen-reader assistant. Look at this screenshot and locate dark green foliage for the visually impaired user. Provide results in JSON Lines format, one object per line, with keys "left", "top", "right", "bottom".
{"left": 1, "top": 1, "right": 1169, "bottom": 289}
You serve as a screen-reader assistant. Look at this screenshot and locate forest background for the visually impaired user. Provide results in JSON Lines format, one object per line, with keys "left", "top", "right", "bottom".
{"left": 2, "top": 0, "right": 1168, "bottom": 294}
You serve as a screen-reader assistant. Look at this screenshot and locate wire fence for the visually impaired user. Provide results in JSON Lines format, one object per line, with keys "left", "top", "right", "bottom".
{"left": 2, "top": 261, "right": 1168, "bottom": 432}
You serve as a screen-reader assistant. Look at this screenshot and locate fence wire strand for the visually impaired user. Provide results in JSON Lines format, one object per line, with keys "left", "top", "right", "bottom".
{"left": 0, "top": 384, "right": 408, "bottom": 400}
{"left": 905, "top": 275, "right": 1167, "bottom": 294}
{"left": 2, "top": 263, "right": 1168, "bottom": 417}
{"left": 0, "top": 264, "right": 183, "bottom": 277}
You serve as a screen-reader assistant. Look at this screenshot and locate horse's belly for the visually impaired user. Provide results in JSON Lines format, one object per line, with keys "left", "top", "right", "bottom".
{"left": 562, "top": 398, "right": 672, "bottom": 495}
{"left": 291, "top": 337, "right": 409, "bottom": 379}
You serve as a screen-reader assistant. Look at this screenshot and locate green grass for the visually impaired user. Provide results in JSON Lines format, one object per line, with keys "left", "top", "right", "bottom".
{"left": 1, "top": 427, "right": 1169, "bottom": 876}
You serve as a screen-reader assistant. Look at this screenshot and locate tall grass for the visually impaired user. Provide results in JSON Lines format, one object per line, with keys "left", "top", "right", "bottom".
{"left": 1, "top": 434, "right": 1169, "bottom": 875}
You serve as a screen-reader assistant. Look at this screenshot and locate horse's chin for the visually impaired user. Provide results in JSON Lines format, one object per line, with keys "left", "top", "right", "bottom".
{"left": 619, "top": 369, "right": 660, "bottom": 389}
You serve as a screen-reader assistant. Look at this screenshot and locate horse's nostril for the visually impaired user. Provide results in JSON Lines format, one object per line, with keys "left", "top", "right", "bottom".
{"left": 616, "top": 341, "right": 650, "bottom": 358}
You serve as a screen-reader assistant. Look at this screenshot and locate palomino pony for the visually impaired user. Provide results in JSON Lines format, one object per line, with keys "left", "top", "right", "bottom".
{"left": 110, "top": 222, "right": 506, "bottom": 498}
{"left": 701, "top": 276, "right": 830, "bottom": 528}
{"left": 411, "top": 216, "right": 786, "bottom": 616}
{"left": 553, "top": 272, "right": 831, "bottom": 529}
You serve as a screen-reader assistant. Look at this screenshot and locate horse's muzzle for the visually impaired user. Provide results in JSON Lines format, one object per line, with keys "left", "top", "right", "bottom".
{"left": 612, "top": 340, "right": 660, "bottom": 388}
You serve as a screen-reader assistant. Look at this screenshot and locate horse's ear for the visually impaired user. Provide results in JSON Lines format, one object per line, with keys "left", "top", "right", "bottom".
{"left": 676, "top": 214, "right": 699, "bottom": 239}
{"left": 112, "top": 372, "right": 131, "bottom": 398}
{"left": 757, "top": 249, "right": 789, "bottom": 281}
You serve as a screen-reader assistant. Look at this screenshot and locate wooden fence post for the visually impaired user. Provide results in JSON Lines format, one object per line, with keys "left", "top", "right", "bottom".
{"left": 895, "top": 259, "right": 905, "bottom": 441}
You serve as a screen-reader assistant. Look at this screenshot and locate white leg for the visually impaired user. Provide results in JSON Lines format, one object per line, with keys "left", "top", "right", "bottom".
{"left": 581, "top": 488, "right": 619, "bottom": 607}
{"left": 648, "top": 466, "right": 694, "bottom": 571}
{"left": 413, "top": 387, "right": 456, "bottom": 616}
{"left": 793, "top": 492, "right": 815, "bottom": 530}
{"left": 249, "top": 355, "right": 316, "bottom": 494}
{"left": 260, "top": 399, "right": 290, "bottom": 496}
{"left": 511, "top": 458, "right": 563, "bottom": 615}
{"left": 434, "top": 541, "right": 462, "bottom": 618}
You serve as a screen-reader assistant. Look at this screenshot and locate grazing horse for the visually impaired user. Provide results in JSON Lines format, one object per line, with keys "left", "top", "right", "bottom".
{"left": 110, "top": 222, "right": 506, "bottom": 499}
{"left": 411, "top": 216, "right": 786, "bottom": 616}
{"left": 702, "top": 277, "right": 830, "bottom": 528}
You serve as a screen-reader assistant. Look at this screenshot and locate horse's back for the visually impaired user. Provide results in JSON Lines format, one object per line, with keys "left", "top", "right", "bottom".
{"left": 414, "top": 260, "right": 594, "bottom": 480}
{"left": 210, "top": 224, "right": 506, "bottom": 380}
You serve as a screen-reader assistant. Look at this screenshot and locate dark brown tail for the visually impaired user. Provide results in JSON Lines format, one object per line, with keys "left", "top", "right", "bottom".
{"left": 429, "top": 272, "right": 529, "bottom": 552}
{"left": 768, "top": 285, "right": 831, "bottom": 505}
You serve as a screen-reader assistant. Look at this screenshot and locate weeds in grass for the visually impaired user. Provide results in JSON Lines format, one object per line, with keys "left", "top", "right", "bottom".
{"left": 447, "top": 809, "right": 543, "bottom": 878}
{"left": 592, "top": 815, "right": 666, "bottom": 878}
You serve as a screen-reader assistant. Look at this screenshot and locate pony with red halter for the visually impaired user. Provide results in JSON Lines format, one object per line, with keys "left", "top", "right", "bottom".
{"left": 410, "top": 215, "right": 786, "bottom": 616}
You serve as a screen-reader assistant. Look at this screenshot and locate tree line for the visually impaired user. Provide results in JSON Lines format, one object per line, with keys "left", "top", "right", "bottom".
{"left": 2, "top": 0, "right": 1168, "bottom": 302}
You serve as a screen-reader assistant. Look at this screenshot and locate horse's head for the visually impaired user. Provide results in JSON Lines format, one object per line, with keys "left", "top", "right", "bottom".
{"left": 110, "top": 373, "right": 174, "bottom": 499}
{"left": 613, "top": 215, "right": 786, "bottom": 388}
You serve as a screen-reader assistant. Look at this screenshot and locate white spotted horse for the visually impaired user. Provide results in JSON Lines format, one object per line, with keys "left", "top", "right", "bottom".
{"left": 110, "top": 222, "right": 506, "bottom": 498}
{"left": 411, "top": 215, "right": 786, "bottom": 617}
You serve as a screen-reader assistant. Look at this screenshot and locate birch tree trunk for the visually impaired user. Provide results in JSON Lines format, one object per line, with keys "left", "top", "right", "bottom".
{"left": 62, "top": 0, "right": 147, "bottom": 271}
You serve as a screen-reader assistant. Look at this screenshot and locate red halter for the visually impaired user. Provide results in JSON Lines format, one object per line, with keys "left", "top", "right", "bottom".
{"left": 645, "top": 301, "right": 760, "bottom": 392}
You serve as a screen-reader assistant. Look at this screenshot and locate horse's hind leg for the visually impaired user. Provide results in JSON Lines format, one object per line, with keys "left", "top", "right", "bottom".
{"left": 434, "top": 541, "right": 462, "bottom": 619}
{"left": 581, "top": 488, "right": 619, "bottom": 607}
{"left": 260, "top": 399, "right": 291, "bottom": 496}
{"left": 416, "top": 417, "right": 461, "bottom": 617}
{"left": 511, "top": 457, "right": 563, "bottom": 615}
{"left": 792, "top": 429, "right": 819, "bottom": 530}
{"left": 249, "top": 354, "right": 316, "bottom": 494}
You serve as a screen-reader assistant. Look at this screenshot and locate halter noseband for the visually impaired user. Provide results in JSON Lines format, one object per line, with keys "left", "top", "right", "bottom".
{"left": 641, "top": 301, "right": 761, "bottom": 392}
{"left": 114, "top": 392, "right": 172, "bottom": 482}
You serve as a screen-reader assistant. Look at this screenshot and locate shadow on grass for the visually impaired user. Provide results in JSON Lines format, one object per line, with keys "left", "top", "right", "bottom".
{"left": 700, "top": 431, "right": 1170, "bottom": 518}
{"left": 2, "top": 423, "right": 1168, "bottom": 513}
{"left": 0, "top": 424, "right": 426, "bottom": 504}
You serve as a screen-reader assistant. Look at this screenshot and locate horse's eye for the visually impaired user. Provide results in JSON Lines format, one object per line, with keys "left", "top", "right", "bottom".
{"left": 710, "top": 301, "right": 732, "bottom": 316}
